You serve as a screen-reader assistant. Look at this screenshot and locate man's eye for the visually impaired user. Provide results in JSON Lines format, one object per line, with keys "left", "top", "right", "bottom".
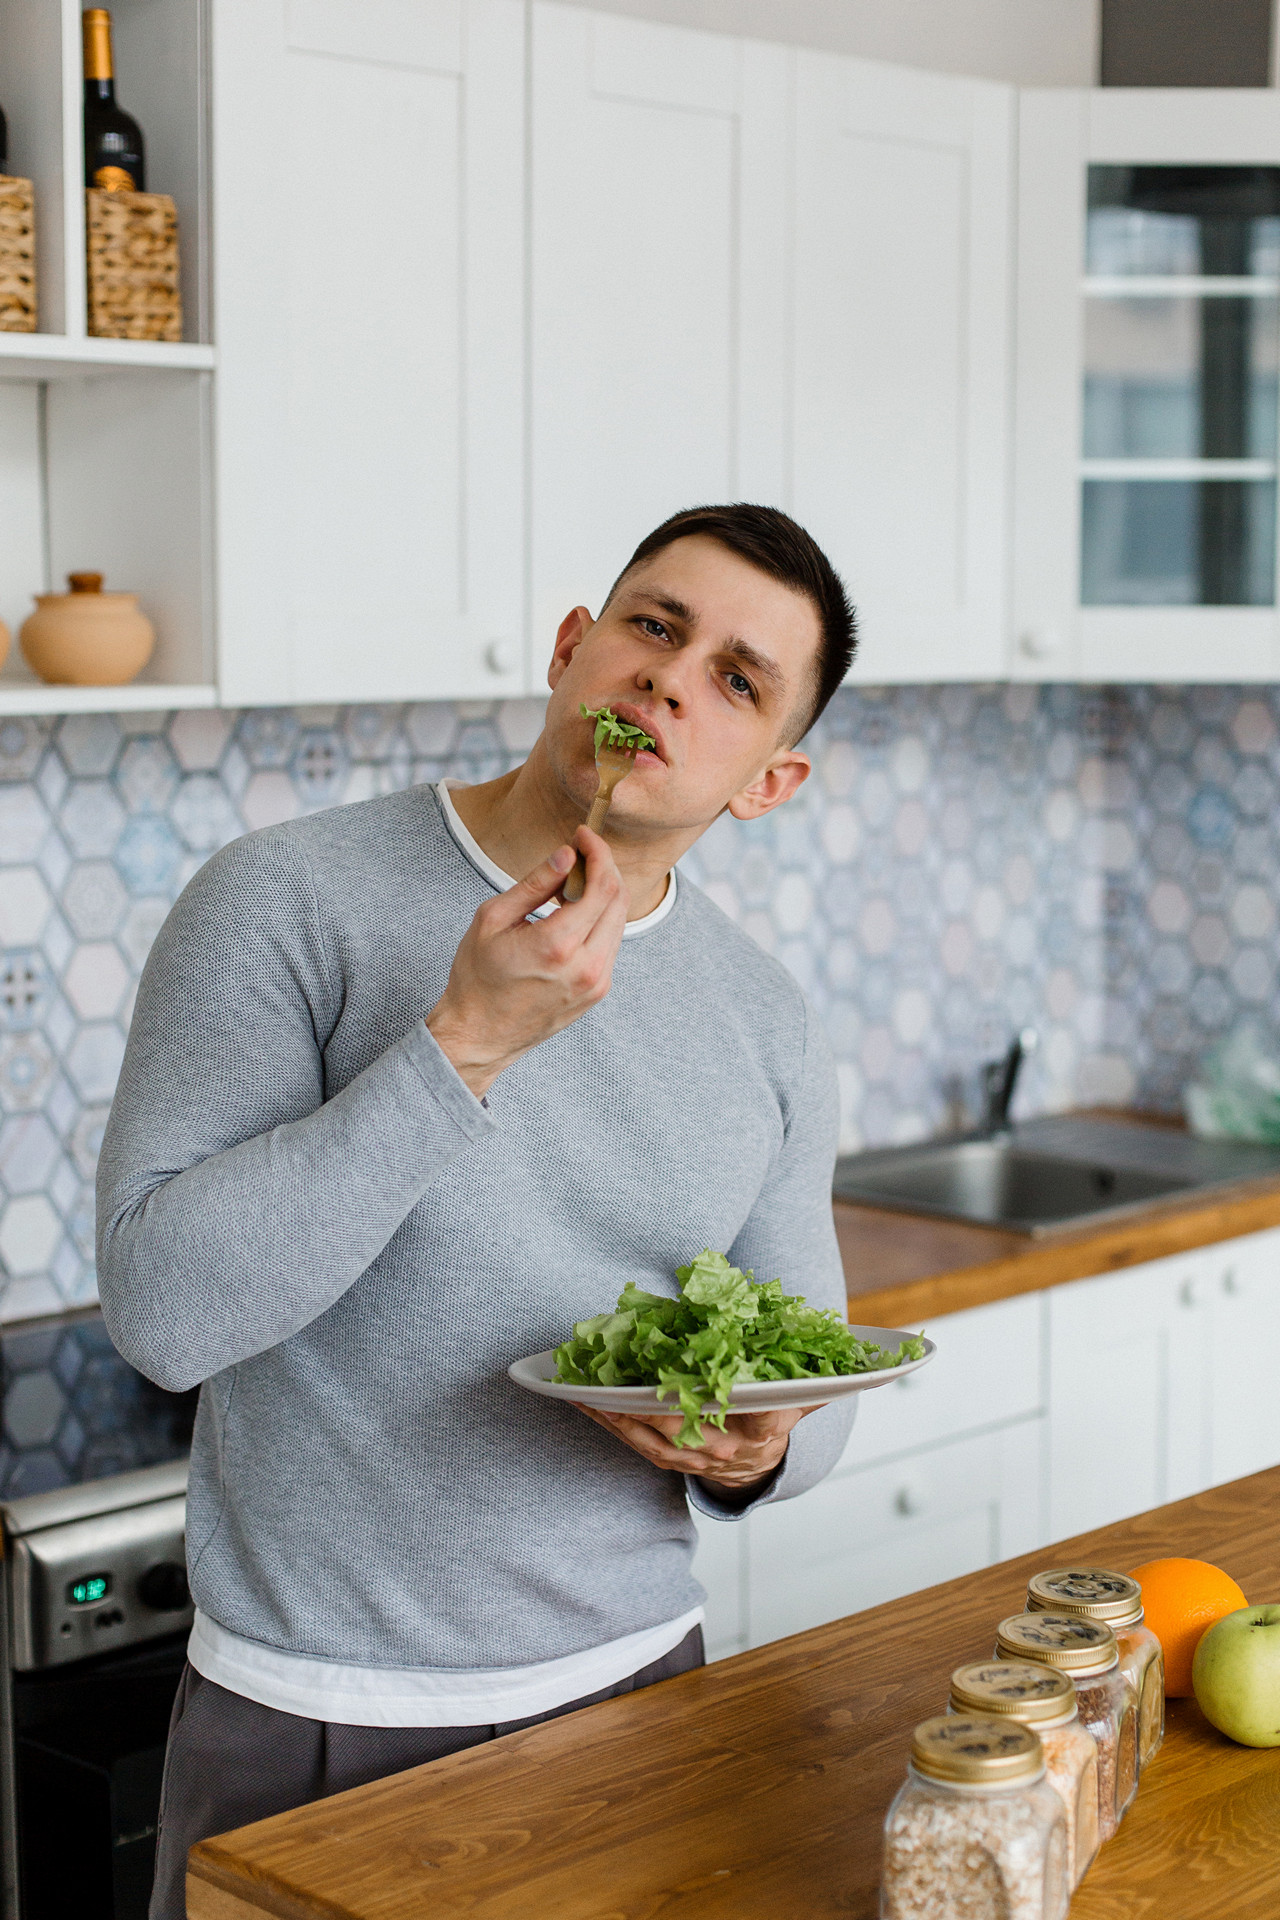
{"left": 638, "top": 618, "right": 668, "bottom": 639}
{"left": 728, "top": 671, "right": 754, "bottom": 698}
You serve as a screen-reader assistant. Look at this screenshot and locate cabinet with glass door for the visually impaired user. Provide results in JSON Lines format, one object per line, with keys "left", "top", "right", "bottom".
{"left": 1013, "top": 89, "right": 1280, "bottom": 682}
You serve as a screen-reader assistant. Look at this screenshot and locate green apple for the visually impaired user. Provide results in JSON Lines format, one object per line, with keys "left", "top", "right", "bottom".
{"left": 1192, "top": 1605, "right": 1280, "bottom": 1747}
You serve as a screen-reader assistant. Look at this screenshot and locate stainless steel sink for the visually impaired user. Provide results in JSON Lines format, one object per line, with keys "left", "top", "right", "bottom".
{"left": 833, "top": 1116, "right": 1280, "bottom": 1236}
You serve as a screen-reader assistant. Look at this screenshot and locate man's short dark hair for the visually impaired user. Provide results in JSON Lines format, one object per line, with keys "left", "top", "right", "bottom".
{"left": 605, "top": 502, "right": 857, "bottom": 741}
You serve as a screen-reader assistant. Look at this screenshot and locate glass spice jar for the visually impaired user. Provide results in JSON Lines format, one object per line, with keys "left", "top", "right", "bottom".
{"left": 949, "top": 1661, "right": 1100, "bottom": 1889}
{"left": 995, "top": 1612, "right": 1138, "bottom": 1841}
{"left": 881, "top": 1715, "right": 1070, "bottom": 1920}
{"left": 1026, "top": 1566, "right": 1165, "bottom": 1770}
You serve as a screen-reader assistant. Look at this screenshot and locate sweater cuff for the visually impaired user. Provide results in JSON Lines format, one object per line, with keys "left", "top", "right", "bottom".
{"left": 400, "top": 1020, "right": 497, "bottom": 1142}
{"left": 685, "top": 1448, "right": 789, "bottom": 1523}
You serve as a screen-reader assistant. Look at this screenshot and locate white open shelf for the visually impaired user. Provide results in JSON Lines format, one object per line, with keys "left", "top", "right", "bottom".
{"left": 0, "top": 678, "right": 218, "bottom": 716}
{"left": 0, "top": 333, "right": 216, "bottom": 379}
{"left": 0, "top": 0, "right": 216, "bottom": 715}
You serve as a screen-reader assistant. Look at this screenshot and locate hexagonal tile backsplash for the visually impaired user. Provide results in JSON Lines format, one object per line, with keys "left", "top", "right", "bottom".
{"left": 1, "top": 684, "right": 1277, "bottom": 1323}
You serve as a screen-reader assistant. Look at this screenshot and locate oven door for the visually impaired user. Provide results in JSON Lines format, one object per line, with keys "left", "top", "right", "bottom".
{"left": 12, "top": 1631, "right": 188, "bottom": 1919}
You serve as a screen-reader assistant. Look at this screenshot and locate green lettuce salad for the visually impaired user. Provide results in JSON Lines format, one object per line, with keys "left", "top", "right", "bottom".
{"left": 580, "top": 703, "right": 657, "bottom": 757}
{"left": 553, "top": 1250, "right": 926, "bottom": 1447}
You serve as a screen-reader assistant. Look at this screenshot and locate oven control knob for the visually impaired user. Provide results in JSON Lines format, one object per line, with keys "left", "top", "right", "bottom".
{"left": 137, "top": 1562, "right": 190, "bottom": 1612}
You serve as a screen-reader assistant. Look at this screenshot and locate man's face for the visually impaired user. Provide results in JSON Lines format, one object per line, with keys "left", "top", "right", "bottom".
{"left": 543, "top": 535, "right": 820, "bottom": 836}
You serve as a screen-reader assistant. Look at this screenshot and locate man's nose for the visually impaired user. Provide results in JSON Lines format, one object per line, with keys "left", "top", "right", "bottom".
{"left": 636, "top": 657, "right": 689, "bottom": 711}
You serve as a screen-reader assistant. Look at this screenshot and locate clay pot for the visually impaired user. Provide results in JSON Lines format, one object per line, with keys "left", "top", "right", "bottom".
{"left": 20, "top": 572, "right": 155, "bottom": 686}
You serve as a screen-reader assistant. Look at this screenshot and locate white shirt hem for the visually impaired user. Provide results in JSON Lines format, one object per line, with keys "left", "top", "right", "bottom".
{"left": 186, "top": 1606, "right": 705, "bottom": 1727}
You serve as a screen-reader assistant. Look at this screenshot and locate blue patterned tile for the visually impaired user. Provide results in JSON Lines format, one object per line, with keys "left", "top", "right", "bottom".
{"left": 114, "top": 815, "right": 183, "bottom": 893}
{"left": 2, "top": 684, "right": 1280, "bottom": 1312}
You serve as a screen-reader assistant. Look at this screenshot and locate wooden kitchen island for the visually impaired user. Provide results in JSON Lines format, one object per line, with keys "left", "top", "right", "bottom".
{"left": 188, "top": 1466, "right": 1280, "bottom": 1919}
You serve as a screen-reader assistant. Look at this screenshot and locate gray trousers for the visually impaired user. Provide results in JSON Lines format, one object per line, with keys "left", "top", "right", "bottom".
{"left": 149, "top": 1625, "right": 704, "bottom": 1919}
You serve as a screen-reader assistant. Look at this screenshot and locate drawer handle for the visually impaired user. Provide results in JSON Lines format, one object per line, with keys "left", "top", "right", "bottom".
{"left": 484, "top": 639, "right": 516, "bottom": 675}
{"left": 1223, "top": 1268, "right": 1240, "bottom": 1297}
{"left": 895, "top": 1483, "right": 925, "bottom": 1518}
{"left": 1179, "top": 1278, "right": 1199, "bottom": 1309}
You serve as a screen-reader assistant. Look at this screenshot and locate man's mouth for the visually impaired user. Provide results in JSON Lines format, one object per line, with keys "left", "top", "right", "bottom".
{"left": 607, "top": 701, "right": 667, "bottom": 764}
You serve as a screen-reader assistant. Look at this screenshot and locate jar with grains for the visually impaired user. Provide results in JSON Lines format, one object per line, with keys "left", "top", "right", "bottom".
{"left": 881, "top": 1715, "right": 1070, "bottom": 1920}
{"left": 949, "top": 1661, "right": 1100, "bottom": 1888}
{"left": 995, "top": 1613, "right": 1138, "bottom": 1841}
{"left": 1026, "top": 1567, "right": 1164, "bottom": 1770}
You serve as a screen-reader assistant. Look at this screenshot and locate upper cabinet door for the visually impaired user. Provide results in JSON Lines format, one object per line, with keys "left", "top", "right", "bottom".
{"left": 529, "top": 5, "right": 791, "bottom": 652}
{"left": 790, "top": 58, "right": 1015, "bottom": 684}
{"left": 213, "top": 0, "right": 525, "bottom": 705}
{"left": 1014, "top": 89, "right": 1280, "bottom": 684}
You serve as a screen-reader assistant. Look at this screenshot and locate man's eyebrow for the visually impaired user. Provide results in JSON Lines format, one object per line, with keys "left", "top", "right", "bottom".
{"left": 626, "top": 589, "right": 697, "bottom": 625}
{"left": 722, "top": 636, "right": 787, "bottom": 698}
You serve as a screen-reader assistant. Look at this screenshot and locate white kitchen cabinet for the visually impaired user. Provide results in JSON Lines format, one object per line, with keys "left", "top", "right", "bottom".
{"left": 213, "top": 0, "right": 526, "bottom": 706}
{"left": 1046, "top": 1247, "right": 1217, "bottom": 1539}
{"left": 691, "top": 1292, "right": 1047, "bottom": 1659}
{"left": 1206, "top": 1227, "right": 1280, "bottom": 1488}
{"left": 693, "top": 1231, "right": 1280, "bottom": 1662}
{"left": 1014, "top": 87, "right": 1280, "bottom": 683}
{"left": 790, "top": 57, "right": 1016, "bottom": 684}
{"left": 528, "top": 4, "right": 791, "bottom": 650}
{"left": 744, "top": 1419, "right": 1044, "bottom": 1649}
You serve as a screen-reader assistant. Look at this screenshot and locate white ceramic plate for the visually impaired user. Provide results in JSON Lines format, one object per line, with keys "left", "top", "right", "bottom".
{"left": 508, "top": 1325, "right": 936, "bottom": 1418}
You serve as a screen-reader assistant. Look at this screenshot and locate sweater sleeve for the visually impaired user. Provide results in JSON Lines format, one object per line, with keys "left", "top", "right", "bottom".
{"left": 96, "top": 829, "right": 496, "bottom": 1392}
{"left": 687, "top": 997, "right": 855, "bottom": 1523}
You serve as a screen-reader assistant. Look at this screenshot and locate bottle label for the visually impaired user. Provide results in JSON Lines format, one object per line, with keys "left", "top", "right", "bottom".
{"left": 93, "top": 165, "right": 136, "bottom": 193}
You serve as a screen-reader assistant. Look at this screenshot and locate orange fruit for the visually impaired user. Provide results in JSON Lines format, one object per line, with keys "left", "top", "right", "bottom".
{"left": 1130, "top": 1558, "right": 1248, "bottom": 1697}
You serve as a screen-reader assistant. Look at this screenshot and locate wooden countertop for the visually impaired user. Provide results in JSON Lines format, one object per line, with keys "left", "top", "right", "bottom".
{"left": 188, "top": 1467, "right": 1280, "bottom": 1920}
{"left": 838, "top": 1175, "right": 1280, "bottom": 1329}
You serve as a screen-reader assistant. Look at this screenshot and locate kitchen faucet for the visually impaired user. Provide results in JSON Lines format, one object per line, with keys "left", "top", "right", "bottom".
{"left": 980, "top": 1029, "right": 1037, "bottom": 1136}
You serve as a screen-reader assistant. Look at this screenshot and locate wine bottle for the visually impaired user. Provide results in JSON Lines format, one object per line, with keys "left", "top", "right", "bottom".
{"left": 82, "top": 9, "right": 146, "bottom": 193}
{"left": 0, "top": 97, "right": 9, "bottom": 172}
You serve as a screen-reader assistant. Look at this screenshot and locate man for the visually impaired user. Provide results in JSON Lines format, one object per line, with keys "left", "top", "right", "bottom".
{"left": 97, "top": 503, "right": 857, "bottom": 1919}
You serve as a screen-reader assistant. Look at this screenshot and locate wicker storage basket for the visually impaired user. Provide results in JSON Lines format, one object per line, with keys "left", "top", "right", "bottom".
{"left": 0, "top": 176, "right": 37, "bottom": 333}
{"left": 86, "top": 187, "right": 182, "bottom": 341}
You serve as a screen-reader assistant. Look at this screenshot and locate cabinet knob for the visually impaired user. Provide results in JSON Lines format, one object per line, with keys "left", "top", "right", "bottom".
{"left": 1018, "top": 628, "right": 1060, "bottom": 661}
{"left": 895, "top": 1483, "right": 924, "bottom": 1518}
{"left": 1222, "top": 1268, "right": 1240, "bottom": 1297}
{"left": 484, "top": 639, "right": 516, "bottom": 676}
{"left": 1179, "top": 1278, "right": 1199, "bottom": 1308}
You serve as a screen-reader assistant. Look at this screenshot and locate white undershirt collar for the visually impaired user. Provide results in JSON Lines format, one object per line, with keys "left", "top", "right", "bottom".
{"left": 436, "top": 779, "right": 677, "bottom": 936}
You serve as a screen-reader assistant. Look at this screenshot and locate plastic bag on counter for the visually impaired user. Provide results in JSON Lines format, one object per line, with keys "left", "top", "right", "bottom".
{"left": 1185, "top": 1023, "right": 1280, "bottom": 1143}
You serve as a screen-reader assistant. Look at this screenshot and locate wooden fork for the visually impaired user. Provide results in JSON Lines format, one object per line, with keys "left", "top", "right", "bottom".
{"left": 562, "top": 743, "right": 638, "bottom": 901}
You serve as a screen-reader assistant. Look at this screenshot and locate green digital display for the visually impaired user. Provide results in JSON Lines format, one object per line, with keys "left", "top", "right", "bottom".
{"left": 67, "top": 1573, "right": 111, "bottom": 1606}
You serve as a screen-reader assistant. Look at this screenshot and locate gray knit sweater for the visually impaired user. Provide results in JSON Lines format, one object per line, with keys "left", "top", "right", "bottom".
{"left": 97, "top": 785, "right": 853, "bottom": 1670}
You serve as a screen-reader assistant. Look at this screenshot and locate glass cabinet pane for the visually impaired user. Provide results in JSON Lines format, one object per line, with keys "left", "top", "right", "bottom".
{"left": 1084, "top": 296, "right": 1279, "bottom": 461}
{"left": 1082, "top": 166, "right": 1280, "bottom": 608}
{"left": 1082, "top": 478, "right": 1277, "bottom": 605}
{"left": 1088, "top": 166, "right": 1280, "bottom": 278}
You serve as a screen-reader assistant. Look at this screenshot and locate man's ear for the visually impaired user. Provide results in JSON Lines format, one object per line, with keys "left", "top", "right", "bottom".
{"left": 547, "top": 606, "right": 595, "bottom": 689}
{"left": 727, "top": 751, "right": 811, "bottom": 821}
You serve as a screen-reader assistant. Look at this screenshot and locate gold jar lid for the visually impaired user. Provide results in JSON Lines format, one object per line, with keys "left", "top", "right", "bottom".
{"left": 950, "top": 1661, "right": 1077, "bottom": 1726}
{"left": 1026, "top": 1567, "right": 1143, "bottom": 1628}
{"left": 996, "top": 1611, "right": 1119, "bottom": 1674}
{"left": 911, "top": 1714, "right": 1045, "bottom": 1786}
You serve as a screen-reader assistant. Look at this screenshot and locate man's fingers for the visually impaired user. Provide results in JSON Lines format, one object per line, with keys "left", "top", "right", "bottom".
{"left": 724, "top": 1406, "right": 821, "bottom": 1440}
{"left": 488, "top": 845, "right": 576, "bottom": 927}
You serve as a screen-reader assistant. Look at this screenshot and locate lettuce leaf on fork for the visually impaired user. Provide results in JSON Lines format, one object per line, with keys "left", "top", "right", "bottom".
{"left": 553, "top": 1250, "right": 926, "bottom": 1447}
{"left": 580, "top": 703, "right": 657, "bottom": 757}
